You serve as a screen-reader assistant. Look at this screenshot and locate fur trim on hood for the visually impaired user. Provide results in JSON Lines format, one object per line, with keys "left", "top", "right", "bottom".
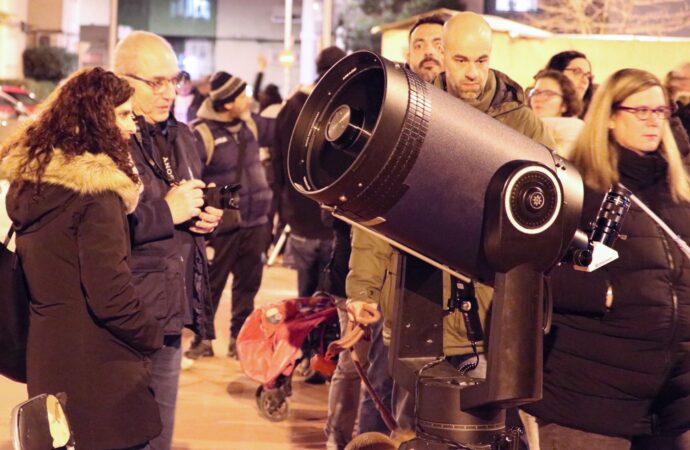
{"left": 0, "top": 146, "right": 141, "bottom": 213}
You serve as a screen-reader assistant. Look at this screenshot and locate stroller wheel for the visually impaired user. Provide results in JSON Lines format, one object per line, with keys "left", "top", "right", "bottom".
{"left": 256, "top": 386, "right": 289, "bottom": 422}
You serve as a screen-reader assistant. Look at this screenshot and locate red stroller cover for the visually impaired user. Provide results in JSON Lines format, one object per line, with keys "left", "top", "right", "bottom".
{"left": 237, "top": 295, "right": 338, "bottom": 385}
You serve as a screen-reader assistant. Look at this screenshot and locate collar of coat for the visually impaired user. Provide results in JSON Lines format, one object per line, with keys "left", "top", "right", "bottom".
{"left": 196, "top": 97, "right": 252, "bottom": 126}
{"left": 435, "top": 69, "right": 526, "bottom": 118}
{"left": 0, "top": 145, "right": 142, "bottom": 213}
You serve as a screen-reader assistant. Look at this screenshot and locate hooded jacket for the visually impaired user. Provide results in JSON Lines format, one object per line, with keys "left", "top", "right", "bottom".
{"left": 1, "top": 146, "right": 163, "bottom": 449}
{"left": 436, "top": 68, "right": 555, "bottom": 149}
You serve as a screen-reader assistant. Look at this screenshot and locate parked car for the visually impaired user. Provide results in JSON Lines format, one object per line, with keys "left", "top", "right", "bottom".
{"left": 0, "top": 86, "right": 38, "bottom": 116}
{"left": 0, "top": 95, "right": 18, "bottom": 121}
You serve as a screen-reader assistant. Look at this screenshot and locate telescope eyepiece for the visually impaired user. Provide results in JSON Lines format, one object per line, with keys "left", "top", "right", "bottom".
{"left": 590, "top": 185, "right": 632, "bottom": 248}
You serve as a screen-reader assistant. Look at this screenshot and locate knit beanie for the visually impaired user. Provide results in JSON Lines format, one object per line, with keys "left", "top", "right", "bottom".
{"left": 209, "top": 71, "right": 247, "bottom": 106}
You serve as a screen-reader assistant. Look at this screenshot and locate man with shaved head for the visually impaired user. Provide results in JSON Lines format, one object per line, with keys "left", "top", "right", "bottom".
{"left": 114, "top": 31, "right": 221, "bottom": 449}
{"left": 439, "top": 12, "right": 553, "bottom": 142}
{"left": 432, "top": 12, "right": 556, "bottom": 369}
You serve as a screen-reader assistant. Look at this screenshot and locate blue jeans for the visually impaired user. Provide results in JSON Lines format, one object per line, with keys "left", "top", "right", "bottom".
{"left": 326, "top": 299, "right": 369, "bottom": 450}
{"left": 284, "top": 234, "right": 333, "bottom": 297}
{"left": 144, "top": 335, "right": 182, "bottom": 450}
{"left": 358, "top": 318, "right": 394, "bottom": 434}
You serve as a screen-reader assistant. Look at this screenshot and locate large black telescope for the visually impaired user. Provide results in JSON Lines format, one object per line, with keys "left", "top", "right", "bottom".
{"left": 287, "top": 51, "right": 623, "bottom": 449}
{"left": 287, "top": 51, "right": 583, "bottom": 282}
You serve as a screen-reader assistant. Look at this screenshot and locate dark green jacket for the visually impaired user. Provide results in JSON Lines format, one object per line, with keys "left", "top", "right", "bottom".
{"left": 435, "top": 68, "right": 555, "bottom": 148}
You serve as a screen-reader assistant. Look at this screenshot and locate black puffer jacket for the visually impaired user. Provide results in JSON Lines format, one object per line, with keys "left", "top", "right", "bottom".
{"left": 524, "top": 147, "right": 690, "bottom": 437}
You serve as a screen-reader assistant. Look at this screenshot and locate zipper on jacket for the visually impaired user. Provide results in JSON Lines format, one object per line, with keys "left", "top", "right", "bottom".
{"left": 658, "top": 227, "right": 679, "bottom": 350}
{"left": 180, "top": 255, "right": 188, "bottom": 299}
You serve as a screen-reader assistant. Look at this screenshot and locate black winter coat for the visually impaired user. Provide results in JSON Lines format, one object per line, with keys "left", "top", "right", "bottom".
{"left": 1, "top": 148, "right": 163, "bottom": 449}
{"left": 524, "top": 147, "right": 690, "bottom": 438}
{"left": 273, "top": 89, "right": 333, "bottom": 240}
{"left": 129, "top": 117, "right": 215, "bottom": 339}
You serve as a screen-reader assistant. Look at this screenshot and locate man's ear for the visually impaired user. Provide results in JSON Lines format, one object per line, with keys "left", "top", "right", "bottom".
{"left": 404, "top": 48, "right": 410, "bottom": 65}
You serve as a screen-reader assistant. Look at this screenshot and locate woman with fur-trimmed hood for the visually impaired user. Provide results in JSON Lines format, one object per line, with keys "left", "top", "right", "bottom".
{"left": 0, "top": 68, "right": 163, "bottom": 449}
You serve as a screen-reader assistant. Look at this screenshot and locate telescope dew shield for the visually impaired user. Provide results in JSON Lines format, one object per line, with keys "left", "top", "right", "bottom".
{"left": 288, "top": 50, "right": 582, "bottom": 280}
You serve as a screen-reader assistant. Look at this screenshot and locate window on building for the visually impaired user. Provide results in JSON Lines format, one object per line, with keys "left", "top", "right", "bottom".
{"left": 170, "top": 0, "right": 212, "bottom": 20}
{"left": 495, "top": 0, "right": 538, "bottom": 12}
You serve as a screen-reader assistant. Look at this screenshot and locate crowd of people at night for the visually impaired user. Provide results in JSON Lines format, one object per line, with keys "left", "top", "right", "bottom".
{"left": 2, "top": 9, "right": 690, "bottom": 450}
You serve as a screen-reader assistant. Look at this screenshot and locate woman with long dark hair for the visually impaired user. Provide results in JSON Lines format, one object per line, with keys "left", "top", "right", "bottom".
{"left": 0, "top": 67, "right": 163, "bottom": 449}
{"left": 523, "top": 69, "right": 690, "bottom": 449}
{"left": 545, "top": 50, "right": 594, "bottom": 118}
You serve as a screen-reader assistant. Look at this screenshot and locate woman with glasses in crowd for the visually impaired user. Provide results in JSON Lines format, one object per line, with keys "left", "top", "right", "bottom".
{"left": 0, "top": 68, "right": 163, "bottom": 449}
{"left": 523, "top": 68, "right": 690, "bottom": 450}
{"left": 528, "top": 69, "right": 584, "bottom": 158}
{"left": 545, "top": 50, "right": 594, "bottom": 118}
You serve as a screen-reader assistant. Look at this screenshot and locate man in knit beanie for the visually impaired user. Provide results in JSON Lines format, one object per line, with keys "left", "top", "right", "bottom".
{"left": 186, "top": 70, "right": 276, "bottom": 360}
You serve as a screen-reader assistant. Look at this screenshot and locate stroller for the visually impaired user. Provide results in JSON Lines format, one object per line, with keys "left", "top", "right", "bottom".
{"left": 236, "top": 293, "right": 340, "bottom": 421}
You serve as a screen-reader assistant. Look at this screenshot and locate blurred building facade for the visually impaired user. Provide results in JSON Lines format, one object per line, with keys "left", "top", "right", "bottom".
{"left": 3, "top": 0, "right": 689, "bottom": 90}
{"left": 0, "top": 0, "right": 28, "bottom": 79}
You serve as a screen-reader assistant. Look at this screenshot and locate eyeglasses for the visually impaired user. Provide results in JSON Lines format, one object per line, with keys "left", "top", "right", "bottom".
{"left": 564, "top": 67, "right": 592, "bottom": 80}
{"left": 125, "top": 72, "right": 188, "bottom": 93}
{"left": 528, "top": 89, "right": 563, "bottom": 100}
{"left": 616, "top": 105, "right": 673, "bottom": 121}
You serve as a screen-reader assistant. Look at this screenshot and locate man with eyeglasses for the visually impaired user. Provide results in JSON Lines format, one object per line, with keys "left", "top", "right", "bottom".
{"left": 114, "top": 31, "right": 221, "bottom": 450}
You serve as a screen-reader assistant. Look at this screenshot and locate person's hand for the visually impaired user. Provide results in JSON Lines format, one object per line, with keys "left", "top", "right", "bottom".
{"left": 164, "top": 179, "right": 205, "bottom": 225}
{"left": 257, "top": 53, "right": 268, "bottom": 72}
{"left": 346, "top": 300, "right": 380, "bottom": 325}
{"left": 190, "top": 206, "right": 223, "bottom": 234}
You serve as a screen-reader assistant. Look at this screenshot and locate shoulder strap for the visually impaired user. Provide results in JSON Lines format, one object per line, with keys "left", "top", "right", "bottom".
{"left": 234, "top": 131, "right": 248, "bottom": 185}
{"left": 4, "top": 225, "right": 14, "bottom": 248}
{"left": 622, "top": 184, "right": 690, "bottom": 260}
{"left": 245, "top": 116, "right": 258, "bottom": 142}
{"left": 192, "top": 121, "right": 216, "bottom": 165}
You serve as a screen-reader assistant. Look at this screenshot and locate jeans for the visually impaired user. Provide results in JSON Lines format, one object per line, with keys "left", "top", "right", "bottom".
{"left": 144, "top": 335, "right": 182, "bottom": 450}
{"left": 359, "top": 318, "right": 394, "bottom": 434}
{"left": 325, "top": 299, "right": 370, "bottom": 450}
{"left": 284, "top": 234, "right": 333, "bottom": 297}
{"left": 208, "top": 225, "right": 268, "bottom": 338}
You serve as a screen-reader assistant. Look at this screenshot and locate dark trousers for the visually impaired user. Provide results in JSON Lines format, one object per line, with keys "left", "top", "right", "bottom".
{"left": 208, "top": 225, "right": 268, "bottom": 338}
{"left": 285, "top": 234, "right": 334, "bottom": 297}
